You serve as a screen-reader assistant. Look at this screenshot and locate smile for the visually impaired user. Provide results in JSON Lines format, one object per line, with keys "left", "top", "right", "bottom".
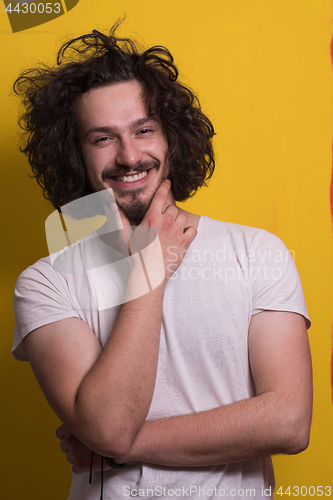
{"left": 114, "top": 170, "right": 149, "bottom": 183}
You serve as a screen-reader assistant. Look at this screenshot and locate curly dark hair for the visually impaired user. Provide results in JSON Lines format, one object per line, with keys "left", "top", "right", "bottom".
{"left": 13, "top": 22, "right": 215, "bottom": 209}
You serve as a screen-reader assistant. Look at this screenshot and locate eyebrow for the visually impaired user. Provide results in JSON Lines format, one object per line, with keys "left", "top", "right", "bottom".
{"left": 85, "top": 117, "right": 156, "bottom": 137}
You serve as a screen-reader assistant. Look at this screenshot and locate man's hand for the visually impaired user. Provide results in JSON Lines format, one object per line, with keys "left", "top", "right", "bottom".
{"left": 140, "top": 180, "right": 197, "bottom": 279}
{"left": 56, "top": 423, "right": 127, "bottom": 474}
{"left": 56, "top": 423, "right": 90, "bottom": 474}
{"left": 56, "top": 423, "right": 109, "bottom": 475}
{"left": 118, "top": 180, "right": 197, "bottom": 281}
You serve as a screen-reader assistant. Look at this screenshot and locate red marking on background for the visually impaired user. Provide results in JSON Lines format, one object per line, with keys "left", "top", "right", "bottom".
{"left": 330, "top": 37, "right": 333, "bottom": 402}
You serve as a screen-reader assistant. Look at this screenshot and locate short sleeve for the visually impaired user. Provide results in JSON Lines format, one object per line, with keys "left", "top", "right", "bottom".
{"left": 250, "top": 230, "right": 311, "bottom": 328}
{"left": 12, "top": 258, "right": 81, "bottom": 361}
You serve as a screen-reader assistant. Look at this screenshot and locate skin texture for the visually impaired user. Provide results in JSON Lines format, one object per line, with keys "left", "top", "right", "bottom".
{"left": 23, "top": 79, "right": 312, "bottom": 475}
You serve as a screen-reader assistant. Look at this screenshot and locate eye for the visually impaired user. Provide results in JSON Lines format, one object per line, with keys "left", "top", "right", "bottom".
{"left": 137, "top": 128, "right": 152, "bottom": 136}
{"left": 95, "top": 136, "right": 111, "bottom": 145}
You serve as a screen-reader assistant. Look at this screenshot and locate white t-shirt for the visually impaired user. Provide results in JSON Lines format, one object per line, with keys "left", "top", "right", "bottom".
{"left": 12, "top": 216, "right": 310, "bottom": 500}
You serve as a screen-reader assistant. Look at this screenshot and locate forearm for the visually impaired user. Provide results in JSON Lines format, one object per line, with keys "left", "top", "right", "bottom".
{"left": 122, "top": 392, "right": 311, "bottom": 466}
{"left": 73, "top": 277, "right": 166, "bottom": 456}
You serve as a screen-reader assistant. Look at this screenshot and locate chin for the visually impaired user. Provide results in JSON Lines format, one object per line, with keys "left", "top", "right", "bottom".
{"left": 117, "top": 183, "right": 162, "bottom": 224}
{"left": 117, "top": 197, "right": 151, "bottom": 226}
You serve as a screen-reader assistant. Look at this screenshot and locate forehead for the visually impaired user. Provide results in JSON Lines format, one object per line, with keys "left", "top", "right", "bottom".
{"left": 76, "top": 80, "right": 147, "bottom": 131}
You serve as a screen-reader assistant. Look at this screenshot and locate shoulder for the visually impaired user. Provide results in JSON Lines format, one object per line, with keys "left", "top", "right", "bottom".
{"left": 196, "top": 216, "right": 299, "bottom": 284}
{"left": 15, "top": 256, "right": 58, "bottom": 292}
{"left": 197, "top": 215, "right": 285, "bottom": 251}
{"left": 13, "top": 255, "right": 83, "bottom": 361}
{"left": 198, "top": 215, "right": 267, "bottom": 236}
{"left": 14, "top": 254, "right": 76, "bottom": 321}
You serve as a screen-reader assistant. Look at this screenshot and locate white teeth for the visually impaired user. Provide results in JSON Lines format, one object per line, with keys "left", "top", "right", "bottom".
{"left": 115, "top": 170, "right": 149, "bottom": 183}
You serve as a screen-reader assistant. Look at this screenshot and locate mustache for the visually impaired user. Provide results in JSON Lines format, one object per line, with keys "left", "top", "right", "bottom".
{"left": 102, "top": 159, "right": 160, "bottom": 180}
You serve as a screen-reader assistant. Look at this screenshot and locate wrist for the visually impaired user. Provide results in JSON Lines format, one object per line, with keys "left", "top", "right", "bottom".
{"left": 124, "top": 266, "right": 166, "bottom": 305}
{"left": 125, "top": 253, "right": 162, "bottom": 302}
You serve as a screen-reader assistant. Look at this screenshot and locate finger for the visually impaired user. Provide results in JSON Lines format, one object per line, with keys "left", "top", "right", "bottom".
{"left": 56, "top": 423, "right": 67, "bottom": 440}
{"left": 162, "top": 204, "right": 178, "bottom": 218}
{"left": 60, "top": 438, "right": 68, "bottom": 453}
{"left": 72, "top": 462, "right": 81, "bottom": 474}
{"left": 174, "top": 211, "right": 188, "bottom": 227}
{"left": 145, "top": 179, "right": 171, "bottom": 216}
{"left": 66, "top": 450, "right": 74, "bottom": 465}
{"left": 182, "top": 225, "right": 197, "bottom": 242}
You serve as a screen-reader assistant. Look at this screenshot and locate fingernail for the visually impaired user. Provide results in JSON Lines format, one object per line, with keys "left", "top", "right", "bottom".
{"left": 165, "top": 179, "right": 171, "bottom": 184}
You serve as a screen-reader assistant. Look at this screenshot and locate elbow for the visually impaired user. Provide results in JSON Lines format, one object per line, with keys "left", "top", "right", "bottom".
{"left": 284, "top": 428, "right": 310, "bottom": 455}
{"left": 88, "top": 437, "right": 132, "bottom": 458}
{"left": 281, "top": 412, "right": 312, "bottom": 455}
{"left": 73, "top": 400, "right": 140, "bottom": 457}
{"left": 94, "top": 440, "right": 132, "bottom": 459}
{"left": 87, "top": 423, "right": 137, "bottom": 458}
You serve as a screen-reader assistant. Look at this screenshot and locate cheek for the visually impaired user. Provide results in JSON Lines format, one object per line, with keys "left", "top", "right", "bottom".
{"left": 83, "top": 149, "right": 108, "bottom": 177}
{"left": 146, "top": 140, "right": 168, "bottom": 160}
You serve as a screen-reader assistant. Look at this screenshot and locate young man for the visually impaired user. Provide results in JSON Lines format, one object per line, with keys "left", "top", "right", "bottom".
{"left": 12, "top": 25, "right": 312, "bottom": 500}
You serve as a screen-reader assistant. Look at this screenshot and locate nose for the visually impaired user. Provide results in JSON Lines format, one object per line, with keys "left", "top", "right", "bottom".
{"left": 115, "top": 137, "right": 143, "bottom": 168}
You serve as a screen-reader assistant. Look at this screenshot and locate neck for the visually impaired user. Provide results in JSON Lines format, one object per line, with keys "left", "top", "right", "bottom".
{"left": 163, "top": 191, "right": 200, "bottom": 229}
{"left": 102, "top": 190, "right": 200, "bottom": 230}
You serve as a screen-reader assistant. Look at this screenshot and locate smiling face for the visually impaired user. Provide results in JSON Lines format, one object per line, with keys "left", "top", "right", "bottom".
{"left": 76, "top": 80, "right": 169, "bottom": 224}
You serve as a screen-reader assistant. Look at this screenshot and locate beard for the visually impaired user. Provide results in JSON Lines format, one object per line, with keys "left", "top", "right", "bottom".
{"left": 102, "top": 158, "right": 168, "bottom": 225}
{"left": 117, "top": 192, "right": 153, "bottom": 226}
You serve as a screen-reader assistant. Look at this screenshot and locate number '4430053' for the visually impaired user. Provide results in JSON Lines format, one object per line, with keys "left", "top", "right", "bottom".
{"left": 276, "top": 486, "right": 331, "bottom": 496}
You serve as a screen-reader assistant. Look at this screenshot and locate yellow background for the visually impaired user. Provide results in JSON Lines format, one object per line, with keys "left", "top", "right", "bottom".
{"left": 1, "top": 0, "right": 332, "bottom": 498}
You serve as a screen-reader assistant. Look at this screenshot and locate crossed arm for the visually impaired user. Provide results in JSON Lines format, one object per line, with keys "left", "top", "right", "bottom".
{"left": 56, "top": 309, "right": 312, "bottom": 473}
